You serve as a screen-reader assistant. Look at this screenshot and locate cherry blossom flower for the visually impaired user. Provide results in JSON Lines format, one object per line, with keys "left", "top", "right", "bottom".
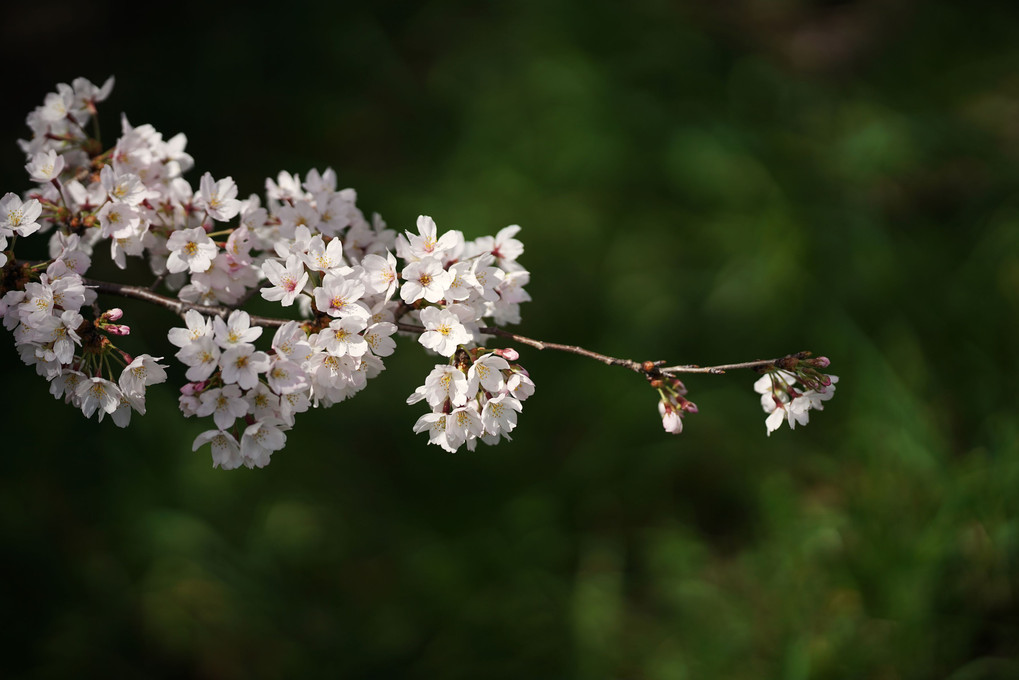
{"left": 659, "top": 401, "right": 683, "bottom": 434}
{"left": 315, "top": 317, "right": 369, "bottom": 357}
{"left": 199, "top": 172, "right": 241, "bottom": 221}
{"left": 400, "top": 215, "right": 463, "bottom": 262}
{"left": 166, "top": 227, "right": 217, "bottom": 274}
{"left": 76, "top": 377, "right": 121, "bottom": 419}
{"left": 471, "top": 224, "right": 524, "bottom": 271}
{"left": 176, "top": 336, "right": 221, "bottom": 381}
{"left": 240, "top": 419, "right": 287, "bottom": 468}
{"left": 362, "top": 251, "right": 398, "bottom": 301}
{"left": 419, "top": 364, "right": 470, "bottom": 408}
{"left": 196, "top": 385, "right": 249, "bottom": 430}
{"left": 363, "top": 322, "right": 397, "bottom": 357}
{"left": 313, "top": 273, "right": 368, "bottom": 318}
{"left": 119, "top": 354, "right": 168, "bottom": 397}
{"left": 213, "top": 310, "right": 263, "bottom": 349}
{"left": 271, "top": 321, "right": 312, "bottom": 360}
{"left": 413, "top": 412, "right": 454, "bottom": 452}
{"left": 25, "top": 149, "right": 65, "bottom": 183}
{"left": 193, "top": 430, "right": 243, "bottom": 470}
{"left": 401, "top": 257, "right": 453, "bottom": 304}
{"left": 446, "top": 405, "right": 484, "bottom": 450}
{"left": 0, "top": 193, "right": 42, "bottom": 237}
{"left": 220, "top": 344, "right": 270, "bottom": 390}
{"left": 266, "top": 357, "right": 309, "bottom": 394}
{"left": 443, "top": 260, "right": 480, "bottom": 302}
{"left": 467, "top": 354, "right": 510, "bottom": 393}
{"left": 418, "top": 307, "right": 471, "bottom": 357}
{"left": 97, "top": 202, "right": 141, "bottom": 239}
{"left": 242, "top": 385, "right": 276, "bottom": 422}
{"left": 302, "top": 234, "right": 346, "bottom": 273}
{"left": 168, "top": 309, "right": 213, "bottom": 348}
{"left": 100, "top": 165, "right": 147, "bottom": 205}
{"left": 261, "top": 255, "right": 310, "bottom": 307}
{"left": 482, "top": 393, "right": 522, "bottom": 436}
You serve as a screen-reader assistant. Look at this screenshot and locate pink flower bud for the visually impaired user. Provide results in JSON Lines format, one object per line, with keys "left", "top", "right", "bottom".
{"left": 104, "top": 308, "right": 124, "bottom": 321}
{"left": 181, "top": 381, "right": 207, "bottom": 396}
{"left": 494, "top": 348, "right": 520, "bottom": 361}
{"left": 106, "top": 324, "right": 130, "bottom": 336}
{"left": 810, "top": 356, "right": 831, "bottom": 368}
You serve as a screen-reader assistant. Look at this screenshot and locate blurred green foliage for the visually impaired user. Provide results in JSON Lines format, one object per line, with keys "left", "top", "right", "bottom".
{"left": 3, "top": 0, "right": 1019, "bottom": 677}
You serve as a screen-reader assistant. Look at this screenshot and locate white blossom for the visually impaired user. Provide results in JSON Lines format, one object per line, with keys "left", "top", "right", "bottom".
{"left": 220, "top": 344, "right": 270, "bottom": 390}
{"left": 240, "top": 419, "right": 287, "bottom": 468}
{"left": 193, "top": 430, "right": 243, "bottom": 470}
{"left": 261, "top": 255, "right": 310, "bottom": 307}
{"left": 418, "top": 307, "right": 471, "bottom": 357}
{"left": 26, "top": 149, "right": 65, "bottom": 183}
{"left": 166, "top": 227, "right": 217, "bottom": 274}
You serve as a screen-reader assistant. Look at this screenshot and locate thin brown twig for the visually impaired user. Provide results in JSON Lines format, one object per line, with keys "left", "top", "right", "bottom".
{"left": 658, "top": 357, "right": 809, "bottom": 375}
{"left": 395, "top": 322, "right": 639, "bottom": 370}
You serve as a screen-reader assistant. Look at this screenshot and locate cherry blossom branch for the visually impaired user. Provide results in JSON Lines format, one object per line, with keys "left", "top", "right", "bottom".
{"left": 39, "top": 263, "right": 808, "bottom": 379}
{"left": 1, "top": 76, "right": 841, "bottom": 464}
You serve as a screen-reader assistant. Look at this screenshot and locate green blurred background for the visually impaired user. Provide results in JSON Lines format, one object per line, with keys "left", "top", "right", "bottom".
{"left": 3, "top": 0, "right": 1019, "bottom": 677}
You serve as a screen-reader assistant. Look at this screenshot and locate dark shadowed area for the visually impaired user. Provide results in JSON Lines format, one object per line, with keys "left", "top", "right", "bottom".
{"left": 2, "top": 1, "right": 1019, "bottom": 678}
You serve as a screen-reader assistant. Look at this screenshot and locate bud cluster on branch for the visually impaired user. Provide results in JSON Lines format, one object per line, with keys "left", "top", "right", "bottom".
{"left": 0, "top": 77, "right": 838, "bottom": 469}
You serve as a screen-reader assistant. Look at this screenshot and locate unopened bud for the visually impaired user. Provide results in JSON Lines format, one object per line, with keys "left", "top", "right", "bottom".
{"left": 494, "top": 348, "right": 520, "bottom": 361}
{"left": 181, "top": 381, "right": 207, "bottom": 396}
{"left": 809, "top": 356, "right": 831, "bottom": 368}
{"left": 103, "top": 308, "right": 123, "bottom": 321}
{"left": 106, "top": 324, "right": 130, "bottom": 336}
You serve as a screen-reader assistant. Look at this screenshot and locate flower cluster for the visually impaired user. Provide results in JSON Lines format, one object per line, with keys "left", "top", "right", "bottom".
{"left": 0, "top": 77, "right": 538, "bottom": 468}
{"left": 1, "top": 178, "right": 168, "bottom": 423}
{"left": 172, "top": 311, "right": 291, "bottom": 469}
{"left": 753, "top": 357, "right": 837, "bottom": 435}
{"left": 655, "top": 376, "right": 698, "bottom": 434}
{"left": 171, "top": 305, "right": 403, "bottom": 468}
{"left": 1, "top": 249, "right": 167, "bottom": 424}
{"left": 407, "top": 348, "right": 535, "bottom": 452}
